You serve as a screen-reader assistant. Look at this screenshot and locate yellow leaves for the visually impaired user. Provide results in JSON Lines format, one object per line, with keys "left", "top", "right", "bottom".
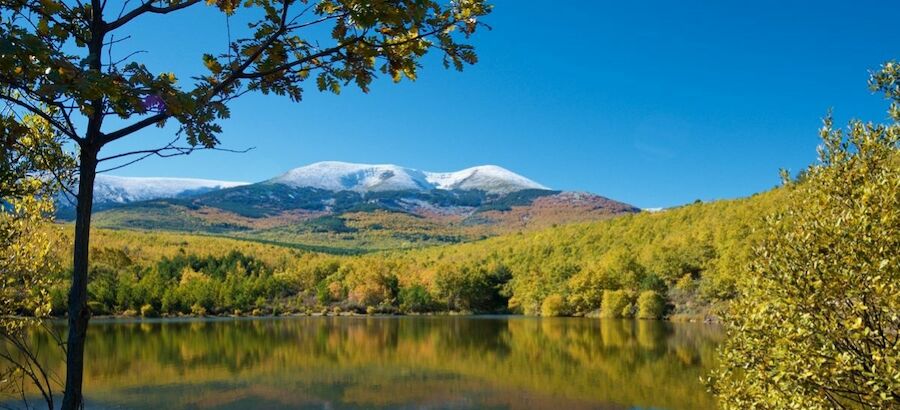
{"left": 319, "top": 1, "right": 338, "bottom": 14}
{"left": 713, "top": 62, "right": 900, "bottom": 409}
{"left": 847, "top": 316, "right": 865, "bottom": 331}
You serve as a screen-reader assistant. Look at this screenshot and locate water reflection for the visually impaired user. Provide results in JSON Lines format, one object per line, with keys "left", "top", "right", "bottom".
{"left": 6, "top": 317, "right": 721, "bottom": 410}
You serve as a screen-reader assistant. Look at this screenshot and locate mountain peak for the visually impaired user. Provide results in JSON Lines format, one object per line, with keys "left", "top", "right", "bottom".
{"left": 427, "top": 165, "right": 549, "bottom": 193}
{"left": 269, "top": 162, "right": 548, "bottom": 194}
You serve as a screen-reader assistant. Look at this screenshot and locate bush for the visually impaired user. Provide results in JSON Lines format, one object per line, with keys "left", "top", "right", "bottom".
{"left": 140, "top": 304, "right": 157, "bottom": 318}
{"left": 674, "top": 274, "right": 697, "bottom": 292}
{"left": 600, "top": 290, "right": 634, "bottom": 318}
{"left": 190, "top": 303, "right": 207, "bottom": 316}
{"left": 636, "top": 290, "right": 665, "bottom": 319}
{"left": 712, "top": 63, "right": 900, "bottom": 409}
{"left": 540, "top": 294, "right": 568, "bottom": 317}
{"left": 87, "top": 300, "right": 108, "bottom": 315}
{"left": 399, "top": 285, "right": 435, "bottom": 313}
{"left": 49, "top": 286, "right": 68, "bottom": 316}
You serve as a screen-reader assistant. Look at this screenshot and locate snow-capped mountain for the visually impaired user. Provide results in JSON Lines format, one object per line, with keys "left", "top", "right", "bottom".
{"left": 268, "top": 161, "right": 549, "bottom": 194}
{"left": 64, "top": 175, "right": 248, "bottom": 207}
{"left": 75, "top": 161, "right": 640, "bottom": 248}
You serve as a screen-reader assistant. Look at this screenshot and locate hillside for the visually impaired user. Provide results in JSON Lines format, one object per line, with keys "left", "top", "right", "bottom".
{"left": 64, "top": 185, "right": 788, "bottom": 319}
{"left": 75, "top": 162, "right": 640, "bottom": 251}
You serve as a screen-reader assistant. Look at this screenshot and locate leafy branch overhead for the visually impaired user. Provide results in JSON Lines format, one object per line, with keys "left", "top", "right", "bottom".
{"left": 0, "top": 0, "right": 491, "bottom": 149}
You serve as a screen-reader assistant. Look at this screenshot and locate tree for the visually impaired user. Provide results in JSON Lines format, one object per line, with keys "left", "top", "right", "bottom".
{"left": 0, "top": 0, "right": 491, "bottom": 407}
{"left": 0, "top": 112, "right": 73, "bottom": 409}
{"left": 711, "top": 62, "right": 900, "bottom": 409}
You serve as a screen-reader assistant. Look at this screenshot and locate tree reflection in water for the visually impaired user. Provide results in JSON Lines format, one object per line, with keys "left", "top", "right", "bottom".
{"left": 3, "top": 317, "right": 721, "bottom": 410}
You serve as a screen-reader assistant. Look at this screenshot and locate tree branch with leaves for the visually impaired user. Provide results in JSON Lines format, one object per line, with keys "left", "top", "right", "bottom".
{"left": 0, "top": 0, "right": 490, "bottom": 408}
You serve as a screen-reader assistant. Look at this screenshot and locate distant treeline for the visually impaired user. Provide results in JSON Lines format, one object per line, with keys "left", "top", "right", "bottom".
{"left": 48, "top": 187, "right": 787, "bottom": 319}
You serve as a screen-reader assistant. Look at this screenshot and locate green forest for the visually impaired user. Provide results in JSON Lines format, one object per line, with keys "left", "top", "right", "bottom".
{"left": 42, "top": 185, "right": 787, "bottom": 321}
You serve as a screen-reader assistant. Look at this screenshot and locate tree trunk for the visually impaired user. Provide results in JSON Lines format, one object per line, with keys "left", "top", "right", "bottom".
{"left": 61, "top": 145, "right": 98, "bottom": 410}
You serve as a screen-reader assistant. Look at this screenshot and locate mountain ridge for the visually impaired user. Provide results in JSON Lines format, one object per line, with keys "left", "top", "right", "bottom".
{"left": 268, "top": 161, "right": 549, "bottom": 194}
{"left": 62, "top": 161, "right": 640, "bottom": 252}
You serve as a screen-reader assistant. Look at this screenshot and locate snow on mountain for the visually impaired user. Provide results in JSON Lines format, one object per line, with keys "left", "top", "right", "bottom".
{"left": 269, "top": 161, "right": 549, "bottom": 194}
{"left": 426, "top": 165, "right": 549, "bottom": 193}
{"left": 269, "top": 161, "right": 432, "bottom": 192}
{"left": 79, "top": 175, "right": 248, "bottom": 205}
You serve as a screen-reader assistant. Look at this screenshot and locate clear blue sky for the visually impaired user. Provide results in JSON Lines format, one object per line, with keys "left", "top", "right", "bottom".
{"left": 100, "top": 0, "right": 899, "bottom": 208}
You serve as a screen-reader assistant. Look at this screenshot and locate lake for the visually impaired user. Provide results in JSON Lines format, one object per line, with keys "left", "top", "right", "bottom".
{"left": 7, "top": 316, "right": 722, "bottom": 409}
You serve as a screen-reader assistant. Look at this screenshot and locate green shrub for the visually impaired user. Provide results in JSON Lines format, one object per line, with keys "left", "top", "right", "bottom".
{"left": 87, "top": 300, "right": 108, "bottom": 315}
{"left": 399, "top": 285, "right": 435, "bottom": 313}
{"left": 49, "top": 286, "right": 68, "bottom": 316}
{"left": 636, "top": 290, "right": 665, "bottom": 319}
{"left": 540, "top": 294, "right": 568, "bottom": 317}
{"left": 600, "top": 290, "right": 634, "bottom": 318}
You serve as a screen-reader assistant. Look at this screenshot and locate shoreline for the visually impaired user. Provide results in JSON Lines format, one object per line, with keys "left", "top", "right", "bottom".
{"left": 44, "top": 311, "right": 720, "bottom": 324}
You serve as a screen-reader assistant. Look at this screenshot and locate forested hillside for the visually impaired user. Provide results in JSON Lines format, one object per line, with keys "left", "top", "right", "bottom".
{"left": 52, "top": 185, "right": 788, "bottom": 319}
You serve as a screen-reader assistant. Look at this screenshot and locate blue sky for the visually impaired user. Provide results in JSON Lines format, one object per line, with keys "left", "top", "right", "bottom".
{"left": 99, "top": 1, "right": 899, "bottom": 208}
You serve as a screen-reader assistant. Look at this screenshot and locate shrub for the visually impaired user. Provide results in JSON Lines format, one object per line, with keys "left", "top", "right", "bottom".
{"left": 87, "top": 301, "right": 108, "bottom": 316}
{"left": 190, "top": 303, "right": 207, "bottom": 316}
{"left": 636, "top": 290, "right": 665, "bottom": 319}
{"left": 399, "top": 285, "right": 435, "bottom": 313}
{"left": 140, "top": 304, "right": 157, "bottom": 318}
{"left": 712, "top": 63, "right": 900, "bottom": 409}
{"left": 540, "top": 294, "right": 568, "bottom": 317}
{"left": 674, "top": 274, "right": 697, "bottom": 292}
{"left": 638, "top": 273, "right": 666, "bottom": 293}
{"left": 600, "top": 290, "right": 634, "bottom": 318}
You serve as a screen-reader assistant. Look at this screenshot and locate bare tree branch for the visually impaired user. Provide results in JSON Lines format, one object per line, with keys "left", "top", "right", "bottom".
{"left": 97, "top": 143, "right": 254, "bottom": 173}
{"left": 0, "top": 94, "right": 81, "bottom": 142}
{"left": 105, "top": 0, "right": 204, "bottom": 32}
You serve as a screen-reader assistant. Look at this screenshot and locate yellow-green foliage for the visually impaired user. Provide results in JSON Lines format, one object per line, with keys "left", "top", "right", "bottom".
{"left": 1, "top": 114, "right": 72, "bottom": 328}
{"left": 637, "top": 291, "right": 665, "bottom": 319}
{"left": 540, "top": 294, "right": 568, "bottom": 317}
{"left": 712, "top": 62, "right": 900, "bottom": 409}
{"left": 1, "top": 114, "right": 73, "bottom": 399}
{"left": 71, "top": 181, "right": 786, "bottom": 317}
{"left": 601, "top": 290, "right": 634, "bottom": 319}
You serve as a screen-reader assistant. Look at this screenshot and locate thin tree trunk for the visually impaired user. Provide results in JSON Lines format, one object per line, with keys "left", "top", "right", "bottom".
{"left": 60, "top": 145, "right": 98, "bottom": 410}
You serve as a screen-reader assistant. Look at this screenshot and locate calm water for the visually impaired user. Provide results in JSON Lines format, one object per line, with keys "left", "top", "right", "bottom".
{"left": 8, "top": 316, "right": 722, "bottom": 410}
